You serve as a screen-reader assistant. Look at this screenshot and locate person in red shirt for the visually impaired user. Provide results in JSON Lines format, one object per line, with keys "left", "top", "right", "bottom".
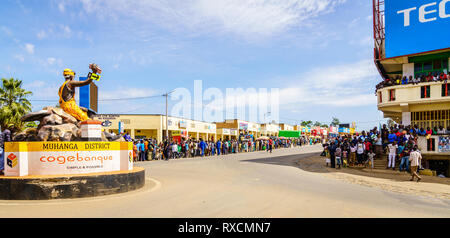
{"left": 426, "top": 72, "right": 433, "bottom": 82}
{"left": 439, "top": 72, "right": 446, "bottom": 81}
{"left": 268, "top": 139, "right": 273, "bottom": 153}
{"left": 426, "top": 127, "right": 432, "bottom": 136}
{"left": 364, "top": 140, "right": 372, "bottom": 162}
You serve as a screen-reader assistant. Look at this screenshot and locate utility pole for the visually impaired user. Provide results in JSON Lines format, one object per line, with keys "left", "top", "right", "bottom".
{"left": 162, "top": 90, "right": 175, "bottom": 142}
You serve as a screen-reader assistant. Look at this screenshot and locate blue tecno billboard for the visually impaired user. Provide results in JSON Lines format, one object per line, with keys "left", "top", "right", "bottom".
{"left": 385, "top": 0, "right": 450, "bottom": 58}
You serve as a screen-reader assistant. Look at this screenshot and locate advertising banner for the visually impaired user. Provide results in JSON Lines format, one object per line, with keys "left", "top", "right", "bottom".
{"left": 222, "top": 128, "right": 231, "bottom": 135}
{"left": 172, "top": 130, "right": 181, "bottom": 136}
{"left": 179, "top": 121, "right": 187, "bottom": 128}
{"left": 438, "top": 136, "right": 450, "bottom": 152}
{"left": 4, "top": 142, "right": 133, "bottom": 177}
{"left": 239, "top": 122, "right": 248, "bottom": 130}
{"left": 385, "top": 0, "right": 450, "bottom": 58}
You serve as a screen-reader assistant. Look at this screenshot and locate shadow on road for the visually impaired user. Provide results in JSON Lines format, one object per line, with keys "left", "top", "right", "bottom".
{"left": 241, "top": 152, "right": 331, "bottom": 173}
{"left": 241, "top": 151, "right": 450, "bottom": 186}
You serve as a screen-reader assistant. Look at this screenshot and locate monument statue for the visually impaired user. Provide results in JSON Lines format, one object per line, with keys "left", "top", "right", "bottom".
{"left": 15, "top": 64, "right": 123, "bottom": 142}
{"left": 59, "top": 64, "right": 102, "bottom": 121}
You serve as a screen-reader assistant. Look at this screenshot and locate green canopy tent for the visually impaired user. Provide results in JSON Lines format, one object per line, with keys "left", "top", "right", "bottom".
{"left": 278, "top": 130, "right": 301, "bottom": 138}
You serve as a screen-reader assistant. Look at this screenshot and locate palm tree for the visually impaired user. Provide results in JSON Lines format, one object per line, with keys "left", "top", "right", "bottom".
{"left": 0, "top": 78, "right": 33, "bottom": 132}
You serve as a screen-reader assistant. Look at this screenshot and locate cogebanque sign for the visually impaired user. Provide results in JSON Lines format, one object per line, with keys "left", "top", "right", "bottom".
{"left": 385, "top": 0, "right": 450, "bottom": 58}
{"left": 4, "top": 141, "right": 133, "bottom": 177}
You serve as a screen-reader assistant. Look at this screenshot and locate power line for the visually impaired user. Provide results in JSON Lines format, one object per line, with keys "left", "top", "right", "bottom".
{"left": 29, "top": 94, "right": 163, "bottom": 102}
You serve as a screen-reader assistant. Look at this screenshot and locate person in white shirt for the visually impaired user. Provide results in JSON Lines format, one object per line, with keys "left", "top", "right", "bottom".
{"left": 172, "top": 143, "right": 178, "bottom": 158}
{"left": 409, "top": 147, "right": 422, "bottom": 182}
{"left": 387, "top": 141, "right": 398, "bottom": 170}
{"left": 366, "top": 150, "right": 376, "bottom": 169}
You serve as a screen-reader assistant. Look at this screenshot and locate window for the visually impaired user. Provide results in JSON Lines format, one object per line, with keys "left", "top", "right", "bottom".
{"left": 414, "top": 58, "right": 449, "bottom": 77}
{"left": 389, "top": 89, "right": 395, "bottom": 101}
{"left": 121, "top": 119, "right": 131, "bottom": 124}
{"left": 414, "top": 62, "right": 423, "bottom": 72}
{"left": 423, "top": 61, "right": 432, "bottom": 71}
{"left": 378, "top": 92, "right": 382, "bottom": 103}
{"left": 443, "top": 84, "right": 450, "bottom": 97}
{"left": 411, "top": 110, "right": 450, "bottom": 129}
{"left": 421, "top": 86, "right": 430, "bottom": 98}
{"left": 433, "top": 60, "right": 442, "bottom": 70}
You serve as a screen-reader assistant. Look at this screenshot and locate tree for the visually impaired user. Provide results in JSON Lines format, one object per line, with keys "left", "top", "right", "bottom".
{"left": 301, "top": 120, "right": 313, "bottom": 127}
{"left": 331, "top": 117, "right": 340, "bottom": 127}
{"left": 313, "top": 121, "right": 321, "bottom": 127}
{"left": 321, "top": 124, "right": 329, "bottom": 128}
{"left": 0, "top": 78, "right": 33, "bottom": 132}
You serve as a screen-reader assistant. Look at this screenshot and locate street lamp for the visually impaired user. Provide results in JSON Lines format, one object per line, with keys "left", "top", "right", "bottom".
{"left": 162, "top": 90, "right": 175, "bottom": 142}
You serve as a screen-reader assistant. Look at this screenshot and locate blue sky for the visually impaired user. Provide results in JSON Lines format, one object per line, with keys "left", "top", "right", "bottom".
{"left": 0, "top": 0, "right": 386, "bottom": 131}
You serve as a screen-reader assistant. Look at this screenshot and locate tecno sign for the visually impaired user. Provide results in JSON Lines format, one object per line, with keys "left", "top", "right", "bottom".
{"left": 397, "top": 0, "right": 450, "bottom": 26}
{"left": 385, "top": 0, "right": 450, "bottom": 58}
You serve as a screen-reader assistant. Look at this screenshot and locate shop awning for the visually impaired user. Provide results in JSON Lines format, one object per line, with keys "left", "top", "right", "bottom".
{"left": 278, "top": 130, "right": 301, "bottom": 138}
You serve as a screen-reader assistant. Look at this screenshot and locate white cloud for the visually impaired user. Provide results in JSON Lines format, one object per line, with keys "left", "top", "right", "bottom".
{"left": 58, "top": 2, "right": 66, "bottom": 12}
{"left": 47, "top": 57, "right": 56, "bottom": 65}
{"left": 14, "top": 54, "right": 25, "bottom": 62}
{"left": 213, "top": 59, "right": 378, "bottom": 111}
{"left": 61, "top": 25, "right": 72, "bottom": 37}
{"left": 1, "top": 26, "right": 13, "bottom": 36}
{"left": 37, "top": 30, "right": 47, "bottom": 39}
{"left": 75, "top": 0, "right": 347, "bottom": 39}
{"left": 276, "top": 59, "right": 379, "bottom": 107}
{"left": 25, "top": 43, "right": 35, "bottom": 54}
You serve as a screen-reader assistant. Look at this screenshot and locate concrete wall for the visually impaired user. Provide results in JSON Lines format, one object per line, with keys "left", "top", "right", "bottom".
{"left": 402, "top": 63, "right": 414, "bottom": 78}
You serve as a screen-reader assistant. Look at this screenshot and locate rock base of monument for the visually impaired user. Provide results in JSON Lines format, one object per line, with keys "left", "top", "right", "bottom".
{"left": 0, "top": 167, "right": 145, "bottom": 200}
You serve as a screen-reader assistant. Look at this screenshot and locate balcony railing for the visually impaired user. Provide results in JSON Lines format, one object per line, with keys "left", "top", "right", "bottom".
{"left": 377, "top": 81, "right": 450, "bottom": 106}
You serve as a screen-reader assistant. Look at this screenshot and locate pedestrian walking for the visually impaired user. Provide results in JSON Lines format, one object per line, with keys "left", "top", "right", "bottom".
{"left": 409, "top": 147, "right": 422, "bottom": 182}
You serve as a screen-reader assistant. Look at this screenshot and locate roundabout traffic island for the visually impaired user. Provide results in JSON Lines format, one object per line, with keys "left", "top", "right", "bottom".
{"left": 1, "top": 140, "right": 145, "bottom": 200}
{"left": 0, "top": 167, "right": 145, "bottom": 200}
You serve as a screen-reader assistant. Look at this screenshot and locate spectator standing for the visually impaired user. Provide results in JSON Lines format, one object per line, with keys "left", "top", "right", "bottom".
{"left": 409, "top": 147, "right": 422, "bottom": 182}
{"left": 133, "top": 141, "right": 138, "bottom": 162}
{"left": 328, "top": 141, "right": 337, "bottom": 168}
{"left": 399, "top": 146, "right": 410, "bottom": 172}
{"left": 0, "top": 127, "right": 9, "bottom": 174}
{"left": 199, "top": 139, "right": 206, "bottom": 157}
{"left": 366, "top": 150, "right": 376, "bottom": 170}
{"left": 356, "top": 140, "right": 365, "bottom": 165}
{"left": 123, "top": 132, "right": 132, "bottom": 142}
{"left": 335, "top": 146, "right": 342, "bottom": 169}
{"left": 387, "top": 141, "right": 398, "bottom": 170}
{"left": 349, "top": 143, "right": 357, "bottom": 166}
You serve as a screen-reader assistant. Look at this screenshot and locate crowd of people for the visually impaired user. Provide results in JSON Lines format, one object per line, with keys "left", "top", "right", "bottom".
{"left": 0, "top": 127, "right": 12, "bottom": 175}
{"left": 375, "top": 72, "right": 449, "bottom": 92}
{"left": 123, "top": 132, "right": 316, "bottom": 162}
{"left": 321, "top": 123, "right": 438, "bottom": 181}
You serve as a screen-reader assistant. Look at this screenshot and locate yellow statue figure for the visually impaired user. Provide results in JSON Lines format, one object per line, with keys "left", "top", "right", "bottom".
{"left": 58, "top": 64, "right": 102, "bottom": 121}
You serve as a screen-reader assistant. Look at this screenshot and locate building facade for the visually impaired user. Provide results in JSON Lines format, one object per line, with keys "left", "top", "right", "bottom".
{"left": 94, "top": 114, "right": 217, "bottom": 142}
{"left": 214, "top": 119, "right": 261, "bottom": 138}
{"left": 373, "top": 0, "right": 450, "bottom": 176}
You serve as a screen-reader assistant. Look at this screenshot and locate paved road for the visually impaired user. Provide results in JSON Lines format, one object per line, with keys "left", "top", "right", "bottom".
{"left": 1, "top": 145, "right": 449, "bottom": 217}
